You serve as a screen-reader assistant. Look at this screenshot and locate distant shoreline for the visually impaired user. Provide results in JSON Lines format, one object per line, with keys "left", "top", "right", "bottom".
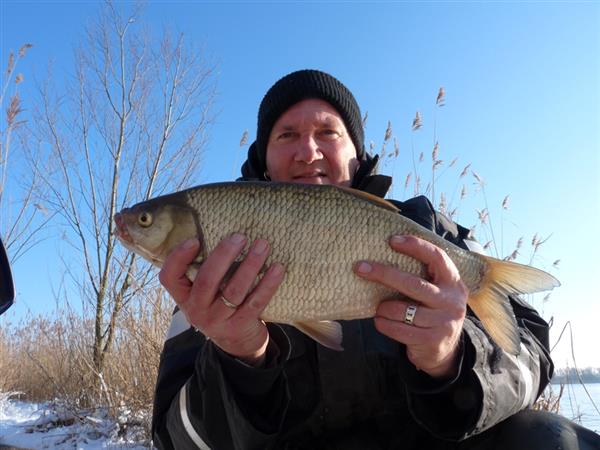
{"left": 550, "top": 368, "right": 600, "bottom": 385}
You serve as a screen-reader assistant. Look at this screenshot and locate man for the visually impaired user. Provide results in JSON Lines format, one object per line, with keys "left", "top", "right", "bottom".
{"left": 152, "top": 70, "right": 599, "bottom": 449}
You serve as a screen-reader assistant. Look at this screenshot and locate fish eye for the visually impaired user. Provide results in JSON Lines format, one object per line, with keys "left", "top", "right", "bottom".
{"left": 138, "top": 212, "right": 153, "bottom": 228}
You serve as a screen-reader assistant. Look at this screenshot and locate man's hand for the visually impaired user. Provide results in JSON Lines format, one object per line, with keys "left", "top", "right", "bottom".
{"left": 159, "top": 234, "right": 285, "bottom": 367}
{"left": 354, "top": 235, "right": 467, "bottom": 379}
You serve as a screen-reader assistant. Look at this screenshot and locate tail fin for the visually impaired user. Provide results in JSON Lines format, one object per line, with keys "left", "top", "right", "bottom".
{"left": 469, "top": 256, "right": 560, "bottom": 355}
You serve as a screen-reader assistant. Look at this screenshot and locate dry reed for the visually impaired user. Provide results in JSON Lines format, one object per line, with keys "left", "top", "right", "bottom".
{"left": 0, "top": 288, "right": 172, "bottom": 435}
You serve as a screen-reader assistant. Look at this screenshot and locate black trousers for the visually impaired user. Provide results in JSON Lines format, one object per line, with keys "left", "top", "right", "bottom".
{"left": 452, "top": 410, "right": 600, "bottom": 450}
{"left": 282, "top": 410, "right": 600, "bottom": 450}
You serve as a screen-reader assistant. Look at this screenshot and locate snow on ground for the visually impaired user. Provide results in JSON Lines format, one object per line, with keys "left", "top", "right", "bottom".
{"left": 0, "top": 393, "right": 151, "bottom": 449}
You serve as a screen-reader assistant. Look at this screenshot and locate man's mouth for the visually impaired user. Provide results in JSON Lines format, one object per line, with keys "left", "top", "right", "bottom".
{"left": 293, "top": 171, "right": 327, "bottom": 182}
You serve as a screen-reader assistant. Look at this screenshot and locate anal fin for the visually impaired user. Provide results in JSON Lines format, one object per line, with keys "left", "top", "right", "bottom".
{"left": 294, "top": 320, "right": 344, "bottom": 351}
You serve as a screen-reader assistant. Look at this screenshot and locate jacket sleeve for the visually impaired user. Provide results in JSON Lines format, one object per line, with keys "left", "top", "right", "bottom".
{"left": 398, "top": 199, "right": 554, "bottom": 440}
{"left": 404, "top": 303, "right": 553, "bottom": 440}
{"left": 152, "top": 311, "right": 292, "bottom": 450}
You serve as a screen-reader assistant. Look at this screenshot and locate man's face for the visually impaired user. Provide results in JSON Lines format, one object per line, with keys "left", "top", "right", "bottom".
{"left": 265, "top": 99, "right": 359, "bottom": 187}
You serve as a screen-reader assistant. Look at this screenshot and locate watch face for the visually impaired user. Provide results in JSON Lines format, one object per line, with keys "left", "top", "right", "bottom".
{"left": 0, "top": 238, "right": 14, "bottom": 315}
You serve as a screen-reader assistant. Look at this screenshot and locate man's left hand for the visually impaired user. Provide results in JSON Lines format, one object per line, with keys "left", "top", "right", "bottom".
{"left": 354, "top": 235, "right": 468, "bottom": 379}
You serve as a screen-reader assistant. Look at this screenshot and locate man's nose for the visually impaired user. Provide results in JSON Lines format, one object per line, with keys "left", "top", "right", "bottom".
{"left": 294, "top": 133, "right": 323, "bottom": 164}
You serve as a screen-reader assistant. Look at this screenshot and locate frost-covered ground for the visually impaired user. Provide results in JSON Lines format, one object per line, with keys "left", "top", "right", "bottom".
{"left": 0, "top": 393, "right": 151, "bottom": 449}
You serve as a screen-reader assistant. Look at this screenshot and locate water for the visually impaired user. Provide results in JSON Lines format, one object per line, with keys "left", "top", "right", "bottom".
{"left": 550, "top": 382, "right": 600, "bottom": 433}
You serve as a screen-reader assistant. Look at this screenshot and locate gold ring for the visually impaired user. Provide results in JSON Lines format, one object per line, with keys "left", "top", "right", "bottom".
{"left": 404, "top": 305, "right": 417, "bottom": 325}
{"left": 219, "top": 293, "right": 238, "bottom": 309}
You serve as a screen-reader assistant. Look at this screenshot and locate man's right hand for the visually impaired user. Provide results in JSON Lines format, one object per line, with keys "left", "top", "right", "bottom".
{"left": 159, "top": 233, "right": 285, "bottom": 367}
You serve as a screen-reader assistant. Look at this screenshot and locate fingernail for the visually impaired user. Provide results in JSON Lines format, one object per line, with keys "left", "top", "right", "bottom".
{"left": 356, "top": 261, "right": 372, "bottom": 274}
{"left": 270, "top": 263, "right": 284, "bottom": 277}
{"left": 252, "top": 240, "right": 268, "bottom": 255}
{"left": 391, "top": 235, "right": 406, "bottom": 245}
{"left": 183, "top": 238, "right": 198, "bottom": 249}
{"left": 229, "top": 233, "right": 245, "bottom": 244}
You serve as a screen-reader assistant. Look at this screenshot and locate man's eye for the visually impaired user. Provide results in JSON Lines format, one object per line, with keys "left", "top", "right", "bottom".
{"left": 320, "top": 129, "right": 340, "bottom": 138}
{"left": 277, "top": 131, "right": 296, "bottom": 140}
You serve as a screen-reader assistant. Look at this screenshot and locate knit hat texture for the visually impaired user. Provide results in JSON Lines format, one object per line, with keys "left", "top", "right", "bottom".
{"left": 255, "top": 69, "right": 364, "bottom": 169}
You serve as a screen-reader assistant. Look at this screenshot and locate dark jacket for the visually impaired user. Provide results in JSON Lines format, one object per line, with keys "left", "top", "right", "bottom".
{"left": 151, "top": 156, "right": 553, "bottom": 450}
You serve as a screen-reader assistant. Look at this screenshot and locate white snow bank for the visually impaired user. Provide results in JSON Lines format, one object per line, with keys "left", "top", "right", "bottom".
{"left": 0, "top": 392, "right": 151, "bottom": 449}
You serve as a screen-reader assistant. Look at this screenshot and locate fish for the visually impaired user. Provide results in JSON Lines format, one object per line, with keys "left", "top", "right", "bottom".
{"left": 113, "top": 181, "right": 560, "bottom": 355}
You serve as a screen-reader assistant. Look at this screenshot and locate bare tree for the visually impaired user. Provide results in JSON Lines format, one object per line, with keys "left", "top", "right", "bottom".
{"left": 29, "top": 1, "right": 216, "bottom": 398}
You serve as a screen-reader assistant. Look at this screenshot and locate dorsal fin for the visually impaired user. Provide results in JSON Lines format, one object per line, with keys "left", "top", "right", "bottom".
{"left": 338, "top": 185, "right": 400, "bottom": 213}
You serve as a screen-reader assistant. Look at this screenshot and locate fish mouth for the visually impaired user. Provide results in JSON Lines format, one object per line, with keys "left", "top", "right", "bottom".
{"left": 113, "top": 213, "right": 132, "bottom": 243}
{"left": 113, "top": 212, "right": 163, "bottom": 267}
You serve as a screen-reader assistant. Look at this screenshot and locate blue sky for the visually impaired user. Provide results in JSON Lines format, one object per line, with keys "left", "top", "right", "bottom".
{"left": 1, "top": 1, "right": 598, "bottom": 369}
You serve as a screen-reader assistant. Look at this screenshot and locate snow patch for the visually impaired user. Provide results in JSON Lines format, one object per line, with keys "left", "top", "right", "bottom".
{"left": 0, "top": 392, "right": 151, "bottom": 449}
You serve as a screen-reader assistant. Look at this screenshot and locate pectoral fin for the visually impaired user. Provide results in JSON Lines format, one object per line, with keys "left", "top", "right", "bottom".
{"left": 185, "top": 263, "right": 202, "bottom": 282}
{"left": 185, "top": 260, "right": 240, "bottom": 284}
{"left": 294, "top": 320, "right": 343, "bottom": 351}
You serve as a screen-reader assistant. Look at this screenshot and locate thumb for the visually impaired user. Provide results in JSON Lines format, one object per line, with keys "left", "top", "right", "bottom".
{"left": 159, "top": 238, "right": 200, "bottom": 302}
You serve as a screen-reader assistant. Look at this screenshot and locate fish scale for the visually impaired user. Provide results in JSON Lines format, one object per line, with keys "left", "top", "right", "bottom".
{"left": 186, "top": 183, "right": 481, "bottom": 321}
{"left": 114, "top": 181, "right": 560, "bottom": 354}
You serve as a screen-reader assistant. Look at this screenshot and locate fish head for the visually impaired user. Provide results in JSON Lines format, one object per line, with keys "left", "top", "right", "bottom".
{"left": 114, "top": 200, "right": 199, "bottom": 267}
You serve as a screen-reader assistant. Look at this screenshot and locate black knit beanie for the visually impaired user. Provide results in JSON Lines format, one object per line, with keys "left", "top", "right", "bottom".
{"left": 254, "top": 69, "right": 365, "bottom": 170}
